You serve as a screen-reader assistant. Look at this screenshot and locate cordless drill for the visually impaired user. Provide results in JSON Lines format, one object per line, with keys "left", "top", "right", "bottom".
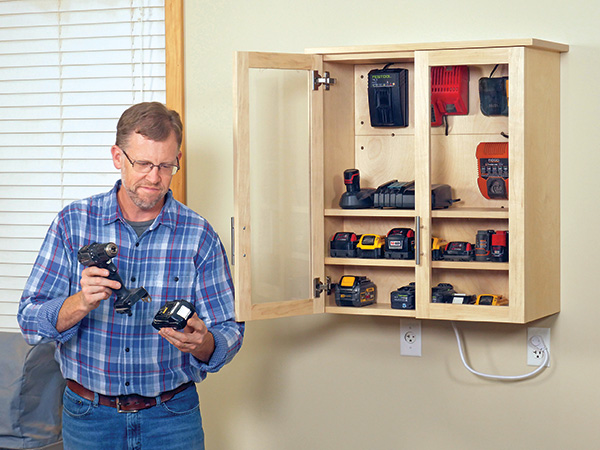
{"left": 339, "top": 169, "right": 375, "bottom": 209}
{"left": 77, "top": 242, "right": 151, "bottom": 316}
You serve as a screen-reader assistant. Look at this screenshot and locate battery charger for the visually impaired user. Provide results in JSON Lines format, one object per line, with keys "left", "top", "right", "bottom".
{"left": 479, "top": 76, "right": 509, "bottom": 116}
{"left": 431, "top": 66, "right": 469, "bottom": 128}
{"left": 368, "top": 67, "right": 408, "bottom": 127}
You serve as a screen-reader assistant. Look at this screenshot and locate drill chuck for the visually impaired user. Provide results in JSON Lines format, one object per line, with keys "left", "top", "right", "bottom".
{"left": 77, "top": 242, "right": 118, "bottom": 266}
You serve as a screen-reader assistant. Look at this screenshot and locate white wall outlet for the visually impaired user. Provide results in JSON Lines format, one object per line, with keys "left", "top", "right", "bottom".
{"left": 400, "top": 319, "right": 421, "bottom": 357}
{"left": 527, "top": 327, "right": 550, "bottom": 367}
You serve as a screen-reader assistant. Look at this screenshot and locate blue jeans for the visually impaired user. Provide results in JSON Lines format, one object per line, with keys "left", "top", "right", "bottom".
{"left": 62, "top": 383, "right": 204, "bottom": 450}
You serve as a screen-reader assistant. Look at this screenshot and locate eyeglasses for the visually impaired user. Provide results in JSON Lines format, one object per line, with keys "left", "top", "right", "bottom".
{"left": 121, "top": 148, "right": 180, "bottom": 176}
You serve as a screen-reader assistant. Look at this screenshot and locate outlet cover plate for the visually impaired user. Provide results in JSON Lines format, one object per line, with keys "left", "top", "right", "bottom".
{"left": 527, "top": 327, "right": 550, "bottom": 367}
{"left": 400, "top": 319, "right": 421, "bottom": 357}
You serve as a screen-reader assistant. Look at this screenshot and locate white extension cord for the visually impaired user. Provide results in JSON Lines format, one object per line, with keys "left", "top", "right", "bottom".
{"left": 451, "top": 322, "right": 550, "bottom": 381}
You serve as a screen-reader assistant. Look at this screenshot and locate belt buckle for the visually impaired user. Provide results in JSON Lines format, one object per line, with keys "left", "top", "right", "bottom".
{"left": 116, "top": 396, "right": 139, "bottom": 413}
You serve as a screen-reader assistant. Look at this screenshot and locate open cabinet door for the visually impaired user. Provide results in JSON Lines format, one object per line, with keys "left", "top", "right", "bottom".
{"left": 233, "top": 51, "right": 325, "bottom": 321}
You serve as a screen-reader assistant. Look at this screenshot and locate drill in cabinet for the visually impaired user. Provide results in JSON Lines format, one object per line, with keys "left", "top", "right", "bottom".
{"left": 77, "top": 242, "right": 151, "bottom": 316}
{"left": 339, "top": 169, "right": 375, "bottom": 209}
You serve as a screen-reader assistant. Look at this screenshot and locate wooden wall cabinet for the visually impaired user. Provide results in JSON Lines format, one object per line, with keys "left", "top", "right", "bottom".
{"left": 233, "top": 39, "right": 568, "bottom": 323}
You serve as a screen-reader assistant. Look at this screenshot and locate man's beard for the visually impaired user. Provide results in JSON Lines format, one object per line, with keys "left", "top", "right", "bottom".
{"left": 123, "top": 182, "right": 167, "bottom": 211}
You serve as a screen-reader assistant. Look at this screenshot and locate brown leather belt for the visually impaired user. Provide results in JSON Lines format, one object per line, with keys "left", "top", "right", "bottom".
{"left": 66, "top": 380, "right": 194, "bottom": 413}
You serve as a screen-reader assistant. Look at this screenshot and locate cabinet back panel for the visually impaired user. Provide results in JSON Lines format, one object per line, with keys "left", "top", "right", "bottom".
{"left": 355, "top": 135, "right": 415, "bottom": 188}
{"left": 432, "top": 268, "right": 508, "bottom": 299}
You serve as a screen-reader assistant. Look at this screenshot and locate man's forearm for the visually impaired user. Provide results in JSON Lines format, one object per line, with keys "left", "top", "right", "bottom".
{"left": 191, "top": 331, "right": 215, "bottom": 363}
{"left": 55, "top": 292, "right": 90, "bottom": 333}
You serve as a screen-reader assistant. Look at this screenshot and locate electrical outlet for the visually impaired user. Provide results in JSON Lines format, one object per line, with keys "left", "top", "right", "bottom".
{"left": 527, "top": 327, "right": 550, "bottom": 367}
{"left": 400, "top": 319, "right": 421, "bottom": 357}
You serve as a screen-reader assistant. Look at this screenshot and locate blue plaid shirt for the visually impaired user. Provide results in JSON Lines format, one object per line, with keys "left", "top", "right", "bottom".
{"left": 19, "top": 181, "right": 244, "bottom": 396}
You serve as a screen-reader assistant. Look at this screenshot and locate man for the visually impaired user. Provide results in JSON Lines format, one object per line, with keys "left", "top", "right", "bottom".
{"left": 18, "top": 102, "right": 243, "bottom": 450}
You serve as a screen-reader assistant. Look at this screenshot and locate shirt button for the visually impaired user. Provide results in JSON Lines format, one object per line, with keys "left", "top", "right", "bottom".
{"left": 174, "top": 276, "right": 179, "bottom": 282}
{"left": 125, "top": 381, "right": 130, "bottom": 386}
{"left": 125, "top": 347, "right": 130, "bottom": 352}
{"left": 131, "top": 277, "right": 136, "bottom": 282}
{"left": 135, "top": 242, "right": 140, "bottom": 247}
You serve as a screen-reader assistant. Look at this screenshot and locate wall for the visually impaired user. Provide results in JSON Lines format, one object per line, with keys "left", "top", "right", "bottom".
{"left": 183, "top": 1, "right": 600, "bottom": 449}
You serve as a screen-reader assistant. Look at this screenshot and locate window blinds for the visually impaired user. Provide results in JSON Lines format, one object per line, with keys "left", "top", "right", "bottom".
{"left": 0, "top": 0, "right": 166, "bottom": 331}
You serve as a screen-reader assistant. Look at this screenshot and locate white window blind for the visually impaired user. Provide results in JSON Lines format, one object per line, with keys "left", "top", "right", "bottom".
{"left": 0, "top": 0, "right": 166, "bottom": 332}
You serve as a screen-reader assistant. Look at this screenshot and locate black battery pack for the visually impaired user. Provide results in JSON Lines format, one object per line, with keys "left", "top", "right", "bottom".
{"left": 152, "top": 299, "right": 196, "bottom": 330}
{"left": 431, "top": 283, "right": 456, "bottom": 304}
{"left": 330, "top": 231, "right": 360, "bottom": 258}
{"left": 384, "top": 228, "right": 415, "bottom": 260}
{"left": 368, "top": 68, "right": 409, "bottom": 127}
{"left": 443, "top": 241, "right": 474, "bottom": 262}
{"left": 334, "top": 275, "right": 377, "bottom": 307}
{"left": 391, "top": 282, "right": 416, "bottom": 309}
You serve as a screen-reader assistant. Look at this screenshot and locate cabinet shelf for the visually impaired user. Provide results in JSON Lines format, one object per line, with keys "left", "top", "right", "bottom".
{"left": 424, "top": 303, "right": 512, "bottom": 323}
{"left": 324, "top": 208, "right": 416, "bottom": 218}
{"left": 324, "top": 207, "right": 508, "bottom": 219}
{"left": 432, "top": 261, "right": 508, "bottom": 271}
{"left": 432, "top": 207, "right": 508, "bottom": 219}
{"left": 325, "top": 257, "right": 414, "bottom": 268}
{"left": 325, "top": 258, "right": 508, "bottom": 271}
{"left": 325, "top": 303, "right": 417, "bottom": 317}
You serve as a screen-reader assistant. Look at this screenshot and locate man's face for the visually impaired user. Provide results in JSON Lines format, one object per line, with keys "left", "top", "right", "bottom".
{"left": 111, "top": 131, "right": 181, "bottom": 217}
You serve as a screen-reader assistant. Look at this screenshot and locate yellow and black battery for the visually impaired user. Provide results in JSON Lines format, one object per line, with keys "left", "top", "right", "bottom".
{"left": 357, "top": 234, "right": 385, "bottom": 258}
{"left": 431, "top": 237, "right": 447, "bottom": 261}
{"left": 334, "top": 275, "right": 377, "bottom": 307}
{"left": 476, "top": 294, "right": 508, "bottom": 306}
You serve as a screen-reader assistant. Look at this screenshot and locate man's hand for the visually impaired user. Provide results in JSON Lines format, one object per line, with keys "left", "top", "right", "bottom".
{"left": 79, "top": 266, "right": 122, "bottom": 310}
{"left": 158, "top": 314, "right": 215, "bottom": 363}
{"left": 55, "top": 266, "right": 121, "bottom": 332}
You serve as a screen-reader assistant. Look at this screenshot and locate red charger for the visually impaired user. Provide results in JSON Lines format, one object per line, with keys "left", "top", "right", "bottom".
{"left": 431, "top": 66, "right": 470, "bottom": 127}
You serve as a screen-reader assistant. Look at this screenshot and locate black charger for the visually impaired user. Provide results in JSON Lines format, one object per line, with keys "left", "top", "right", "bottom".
{"left": 368, "top": 66, "right": 409, "bottom": 127}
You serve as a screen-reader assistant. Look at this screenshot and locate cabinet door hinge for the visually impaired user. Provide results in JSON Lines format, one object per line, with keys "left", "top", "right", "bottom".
{"left": 314, "top": 276, "right": 332, "bottom": 297}
{"left": 312, "top": 71, "right": 336, "bottom": 91}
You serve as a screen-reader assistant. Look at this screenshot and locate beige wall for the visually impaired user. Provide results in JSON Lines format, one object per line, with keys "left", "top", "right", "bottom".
{"left": 183, "top": 1, "right": 600, "bottom": 449}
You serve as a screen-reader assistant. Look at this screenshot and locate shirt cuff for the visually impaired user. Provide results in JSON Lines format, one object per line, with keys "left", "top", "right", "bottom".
{"left": 192, "top": 328, "right": 228, "bottom": 373}
{"left": 37, "top": 297, "right": 80, "bottom": 343}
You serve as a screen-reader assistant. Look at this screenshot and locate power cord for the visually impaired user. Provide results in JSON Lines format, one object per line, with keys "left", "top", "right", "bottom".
{"left": 451, "top": 322, "right": 549, "bottom": 381}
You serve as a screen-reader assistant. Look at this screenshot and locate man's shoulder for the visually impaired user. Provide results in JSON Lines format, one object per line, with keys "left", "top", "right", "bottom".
{"left": 163, "top": 197, "right": 221, "bottom": 241}
{"left": 165, "top": 197, "right": 210, "bottom": 227}
{"left": 59, "top": 189, "right": 114, "bottom": 217}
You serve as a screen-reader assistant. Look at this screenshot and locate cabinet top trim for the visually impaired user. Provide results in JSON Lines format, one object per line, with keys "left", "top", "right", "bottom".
{"left": 305, "top": 38, "right": 569, "bottom": 57}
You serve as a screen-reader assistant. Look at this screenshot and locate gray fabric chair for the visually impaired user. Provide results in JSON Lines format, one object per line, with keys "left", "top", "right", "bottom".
{"left": 0, "top": 332, "right": 65, "bottom": 450}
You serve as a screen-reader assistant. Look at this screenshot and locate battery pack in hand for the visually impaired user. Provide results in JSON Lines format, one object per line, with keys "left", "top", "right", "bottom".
{"left": 152, "top": 300, "right": 196, "bottom": 330}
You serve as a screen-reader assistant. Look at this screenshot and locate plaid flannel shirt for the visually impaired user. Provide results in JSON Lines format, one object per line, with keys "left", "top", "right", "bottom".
{"left": 18, "top": 181, "right": 244, "bottom": 396}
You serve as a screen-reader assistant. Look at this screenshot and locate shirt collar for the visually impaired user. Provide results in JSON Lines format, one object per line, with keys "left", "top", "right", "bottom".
{"left": 103, "top": 180, "right": 177, "bottom": 231}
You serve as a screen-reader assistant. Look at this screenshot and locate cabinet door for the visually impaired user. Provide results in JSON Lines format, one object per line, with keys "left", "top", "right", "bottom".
{"left": 414, "top": 48, "right": 514, "bottom": 321}
{"left": 414, "top": 47, "right": 560, "bottom": 323}
{"left": 233, "top": 52, "right": 325, "bottom": 321}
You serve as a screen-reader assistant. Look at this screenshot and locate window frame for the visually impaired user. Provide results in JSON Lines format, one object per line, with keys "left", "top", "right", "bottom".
{"left": 165, "top": 0, "right": 185, "bottom": 203}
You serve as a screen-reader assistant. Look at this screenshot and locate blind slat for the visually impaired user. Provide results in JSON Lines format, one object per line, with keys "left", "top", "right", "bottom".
{"left": 0, "top": 303, "right": 19, "bottom": 315}
{"left": 0, "top": 0, "right": 166, "bottom": 331}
